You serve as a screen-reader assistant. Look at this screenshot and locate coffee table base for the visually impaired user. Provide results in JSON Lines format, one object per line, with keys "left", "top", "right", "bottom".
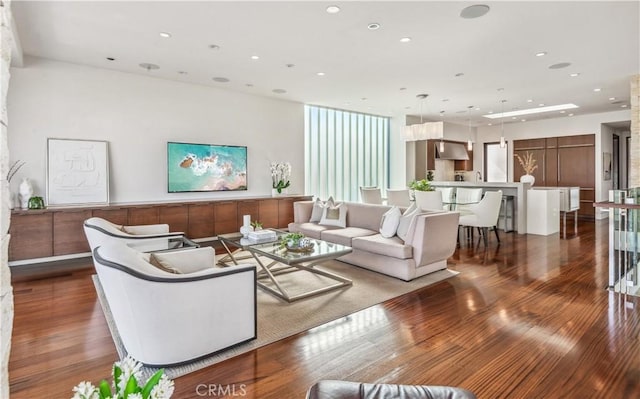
{"left": 251, "top": 254, "right": 352, "bottom": 303}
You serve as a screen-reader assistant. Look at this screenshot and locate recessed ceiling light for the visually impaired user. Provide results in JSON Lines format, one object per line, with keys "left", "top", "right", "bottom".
{"left": 455, "top": 72, "right": 464, "bottom": 77}
{"left": 488, "top": 123, "right": 493, "bottom": 126}
{"left": 568, "top": 113, "right": 574, "bottom": 116}
{"left": 177, "top": 71, "right": 188, "bottom": 75}
{"left": 361, "top": 97, "right": 367, "bottom": 101}
{"left": 139, "top": 63, "right": 159, "bottom": 71}
{"left": 286, "top": 63, "right": 295, "bottom": 68}
{"left": 483, "top": 103, "right": 579, "bottom": 119}
{"left": 159, "top": 32, "right": 171, "bottom": 38}
{"left": 399, "top": 87, "right": 407, "bottom": 91}
{"left": 212, "top": 77, "right": 230, "bottom": 83}
{"left": 512, "top": 117, "right": 517, "bottom": 120}
{"left": 538, "top": 103, "right": 545, "bottom": 107}
{"left": 609, "top": 97, "right": 616, "bottom": 101}
{"left": 442, "top": 99, "right": 450, "bottom": 102}
{"left": 317, "top": 72, "right": 325, "bottom": 76}
{"left": 367, "top": 23, "right": 381, "bottom": 30}
{"left": 621, "top": 104, "right": 628, "bottom": 108}
{"left": 521, "top": 119, "right": 527, "bottom": 122}
{"left": 246, "top": 83, "right": 254, "bottom": 87}
{"left": 326, "top": 5, "right": 340, "bottom": 14}
{"left": 400, "top": 37, "right": 411, "bottom": 43}
{"left": 549, "top": 62, "right": 571, "bottom": 69}
{"left": 475, "top": 107, "right": 480, "bottom": 110}
{"left": 569, "top": 72, "right": 580, "bottom": 77}
{"left": 488, "top": 111, "right": 493, "bottom": 114}
{"left": 593, "top": 88, "right": 602, "bottom": 92}
{"left": 251, "top": 55, "right": 259, "bottom": 60}
{"left": 404, "top": 106, "right": 411, "bottom": 109}
{"left": 209, "top": 44, "right": 220, "bottom": 50}
{"left": 273, "top": 89, "right": 287, "bottom": 94}
{"left": 535, "top": 51, "right": 547, "bottom": 57}
{"left": 526, "top": 99, "right": 533, "bottom": 103}
{"left": 560, "top": 110, "right": 566, "bottom": 113}
{"left": 106, "top": 57, "right": 115, "bottom": 61}
{"left": 460, "top": 4, "right": 490, "bottom": 19}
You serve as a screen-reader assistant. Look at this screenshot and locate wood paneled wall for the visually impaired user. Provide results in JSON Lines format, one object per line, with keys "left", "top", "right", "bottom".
{"left": 514, "top": 134, "right": 595, "bottom": 218}
{"left": 8, "top": 195, "right": 311, "bottom": 261}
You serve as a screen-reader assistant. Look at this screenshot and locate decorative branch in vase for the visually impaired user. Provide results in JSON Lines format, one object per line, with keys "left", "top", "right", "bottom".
{"left": 515, "top": 151, "right": 538, "bottom": 186}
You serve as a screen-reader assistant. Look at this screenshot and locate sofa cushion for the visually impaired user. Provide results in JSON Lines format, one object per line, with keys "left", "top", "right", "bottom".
{"left": 310, "top": 197, "right": 334, "bottom": 222}
{"left": 379, "top": 206, "right": 402, "bottom": 238}
{"left": 397, "top": 203, "right": 419, "bottom": 241}
{"left": 321, "top": 227, "right": 378, "bottom": 247}
{"left": 293, "top": 222, "right": 337, "bottom": 239}
{"left": 346, "top": 202, "right": 393, "bottom": 231}
{"left": 320, "top": 202, "right": 347, "bottom": 228}
{"left": 352, "top": 234, "right": 412, "bottom": 259}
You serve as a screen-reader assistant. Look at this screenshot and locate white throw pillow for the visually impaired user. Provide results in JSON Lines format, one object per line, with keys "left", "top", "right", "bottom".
{"left": 379, "top": 206, "right": 402, "bottom": 238}
{"left": 310, "top": 196, "right": 334, "bottom": 223}
{"left": 396, "top": 203, "right": 420, "bottom": 241}
{"left": 319, "top": 202, "right": 347, "bottom": 227}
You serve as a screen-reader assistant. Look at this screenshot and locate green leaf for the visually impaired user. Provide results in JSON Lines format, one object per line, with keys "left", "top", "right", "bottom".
{"left": 141, "top": 369, "right": 165, "bottom": 399}
{"left": 113, "top": 365, "right": 122, "bottom": 394}
{"left": 123, "top": 375, "right": 138, "bottom": 398}
{"left": 98, "top": 380, "right": 112, "bottom": 399}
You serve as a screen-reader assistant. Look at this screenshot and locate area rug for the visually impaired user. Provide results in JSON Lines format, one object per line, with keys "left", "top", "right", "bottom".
{"left": 93, "top": 260, "right": 458, "bottom": 379}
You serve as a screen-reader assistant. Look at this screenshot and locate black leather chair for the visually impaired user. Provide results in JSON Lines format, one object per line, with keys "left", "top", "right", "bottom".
{"left": 306, "top": 380, "right": 476, "bottom": 399}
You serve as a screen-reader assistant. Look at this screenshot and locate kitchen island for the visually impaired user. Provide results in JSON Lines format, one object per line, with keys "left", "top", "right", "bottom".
{"left": 430, "top": 181, "right": 531, "bottom": 234}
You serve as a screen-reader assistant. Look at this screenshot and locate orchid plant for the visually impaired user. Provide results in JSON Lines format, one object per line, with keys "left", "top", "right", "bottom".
{"left": 270, "top": 162, "right": 291, "bottom": 193}
{"left": 71, "top": 356, "right": 174, "bottom": 399}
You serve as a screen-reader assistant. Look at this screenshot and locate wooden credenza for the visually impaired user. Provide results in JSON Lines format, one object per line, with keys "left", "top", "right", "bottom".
{"left": 9, "top": 195, "right": 312, "bottom": 262}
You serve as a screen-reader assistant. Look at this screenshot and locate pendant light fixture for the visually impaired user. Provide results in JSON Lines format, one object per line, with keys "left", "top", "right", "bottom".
{"left": 500, "top": 99, "right": 507, "bottom": 148}
{"left": 403, "top": 94, "right": 431, "bottom": 141}
{"left": 439, "top": 111, "right": 445, "bottom": 153}
{"left": 467, "top": 105, "right": 473, "bottom": 151}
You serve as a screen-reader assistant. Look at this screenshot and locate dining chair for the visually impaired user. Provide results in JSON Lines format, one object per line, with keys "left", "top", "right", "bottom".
{"left": 414, "top": 190, "right": 443, "bottom": 211}
{"left": 360, "top": 187, "right": 383, "bottom": 204}
{"left": 454, "top": 188, "right": 483, "bottom": 215}
{"left": 386, "top": 189, "right": 411, "bottom": 207}
{"left": 436, "top": 187, "right": 455, "bottom": 210}
{"left": 458, "top": 190, "right": 503, "bottom": 247}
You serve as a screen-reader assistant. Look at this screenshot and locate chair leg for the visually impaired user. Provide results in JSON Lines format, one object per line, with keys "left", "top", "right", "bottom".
{"left": 482, "top": 227, "right": 488, "bottom": 247}
{"left": 493, "top": 226, "right": 500, "bottom": 243}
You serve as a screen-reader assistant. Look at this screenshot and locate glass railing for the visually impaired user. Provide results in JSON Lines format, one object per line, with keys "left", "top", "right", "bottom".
{"left": 608, "top": 188, "right": 640, "bottom": 296}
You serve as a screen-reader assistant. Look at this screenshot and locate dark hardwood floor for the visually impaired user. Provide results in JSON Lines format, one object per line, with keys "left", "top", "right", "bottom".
{"left": 8, "top": 220, "right": 640, "bottom": 398}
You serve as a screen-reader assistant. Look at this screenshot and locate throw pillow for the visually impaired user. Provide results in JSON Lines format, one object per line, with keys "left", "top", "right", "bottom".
{"left": 149, "top": 253, "right": 182, "bottom": 274}
{"left": 319, "top": 202, "right": 347, "bottom": 227}
{"left": 379, "top": 206, "right": 402, "bottom": 238}
{"left": 310, "top": 196, "right": 334, "bottom": 222}
{"left": 396, "top": 203, "right": 420, "bottom": 241}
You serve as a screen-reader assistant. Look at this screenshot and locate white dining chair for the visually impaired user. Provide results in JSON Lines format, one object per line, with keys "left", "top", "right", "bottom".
{"left": 414, "top": 191, "right": 443, "bottom": 211}
{"left": 436, "top": 187, "right": 455, "bottom": 210}
{"left": 458, "top": 190, "right": 503, "bottom": 247}
{"left": 454, "top": 188, "right": 483, "bottom": 215}
{"left": 360, "top": 187, "right": 383, "bottom": 204}
{"left": 386, "top": 189, "right": 411, "bottom": 207}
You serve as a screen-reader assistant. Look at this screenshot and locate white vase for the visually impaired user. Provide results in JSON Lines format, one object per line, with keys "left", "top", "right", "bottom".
{"left": 239, "top": 224, "right": 254, "bottom": 238}
{"left": 520, "top": 174, "right": 535, "bottom": 187}
{"left": 18, "top": 178, "right": 33, "bottom": 210}
{"left": 272, "top": 188, "right": 288, "bottom": 197}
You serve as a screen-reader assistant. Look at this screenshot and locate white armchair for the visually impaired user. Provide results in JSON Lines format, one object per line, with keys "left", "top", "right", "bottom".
{"left": 458, "top": 190, "right": 503, "bottom": 246}
{"left": 414, "top": 191, "right": 443, "bottom": 211}
{"left": 84, "top": 217, "right": 197, "bottom": 252}
{"left": 386, "top": 189, "right": 411, "bottom": 207}
{"left": 92, "top": 242, "right": 257, "bottom": 366}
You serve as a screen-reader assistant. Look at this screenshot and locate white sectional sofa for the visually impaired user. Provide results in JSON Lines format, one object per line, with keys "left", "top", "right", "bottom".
{"left": 288, "top": 201, "right": 460, "bottom": 281}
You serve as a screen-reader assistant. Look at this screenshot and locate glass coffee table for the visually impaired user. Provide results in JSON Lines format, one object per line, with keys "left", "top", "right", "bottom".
{"left": 218, "top": 230, "right": 353, "bottom": 302}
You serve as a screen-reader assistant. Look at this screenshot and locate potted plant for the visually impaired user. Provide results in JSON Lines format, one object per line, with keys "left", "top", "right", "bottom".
{"left": 271, "top": 162, "right": 291, "bottom": 195}
{"left": 279, "top": 232, "right": 312, "bottom": 251}
{"left": 409, "top": 179, "right": 434, "bottom": 192}
{"left": 250, "top": 221, "right": 263, "bottom": 230}
{"left": 409, "top": 179, "right": 441, "bottom": 210}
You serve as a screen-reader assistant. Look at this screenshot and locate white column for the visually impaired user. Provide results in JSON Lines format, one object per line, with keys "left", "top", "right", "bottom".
{"left": 630, "top": 75, "right": 639, "bottom": 187}
{"left": 0, "top": 1, "right": 14, "bottom": 397}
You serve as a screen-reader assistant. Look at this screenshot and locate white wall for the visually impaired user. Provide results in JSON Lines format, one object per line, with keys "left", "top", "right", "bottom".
{"left": 475, "top": 109, "right": 631, "bottom": 219}
{"left": 7, "top": 57, "right": 304, "bottom": 204}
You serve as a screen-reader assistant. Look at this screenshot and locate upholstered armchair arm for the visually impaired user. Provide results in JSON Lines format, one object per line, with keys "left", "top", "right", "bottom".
{"left": 121, "top": 223, "right": 170, "bottom": 235}
{"left": 405, "top": 212, "right": 460, "bottom": 267}
{"left": 294, "top": 201, "right": 314, "bottom": 223}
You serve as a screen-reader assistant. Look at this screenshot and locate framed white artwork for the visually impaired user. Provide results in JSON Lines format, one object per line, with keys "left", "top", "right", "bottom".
{"left": 46, "top": 138, "right": 110, "bottom": 206}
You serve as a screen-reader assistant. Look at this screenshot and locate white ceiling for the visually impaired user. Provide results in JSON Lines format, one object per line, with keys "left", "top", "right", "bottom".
{"left": 9, "top": 1, "right": 640, "bottom": 126}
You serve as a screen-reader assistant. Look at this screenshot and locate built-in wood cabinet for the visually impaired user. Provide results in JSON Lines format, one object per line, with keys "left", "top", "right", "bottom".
{"left": 9, "top": 195, "right": 311, "bottom": 261}
{"left": 514, "top": 134, "right": 595, "bottom": 219}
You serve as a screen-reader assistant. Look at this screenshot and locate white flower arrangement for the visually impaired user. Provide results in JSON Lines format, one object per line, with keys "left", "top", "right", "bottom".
{"left": 270, "top": 162, "right": 291, "bottom": 193}
{"left": 71, "top": 356, "right": 174, "bottom": 399}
